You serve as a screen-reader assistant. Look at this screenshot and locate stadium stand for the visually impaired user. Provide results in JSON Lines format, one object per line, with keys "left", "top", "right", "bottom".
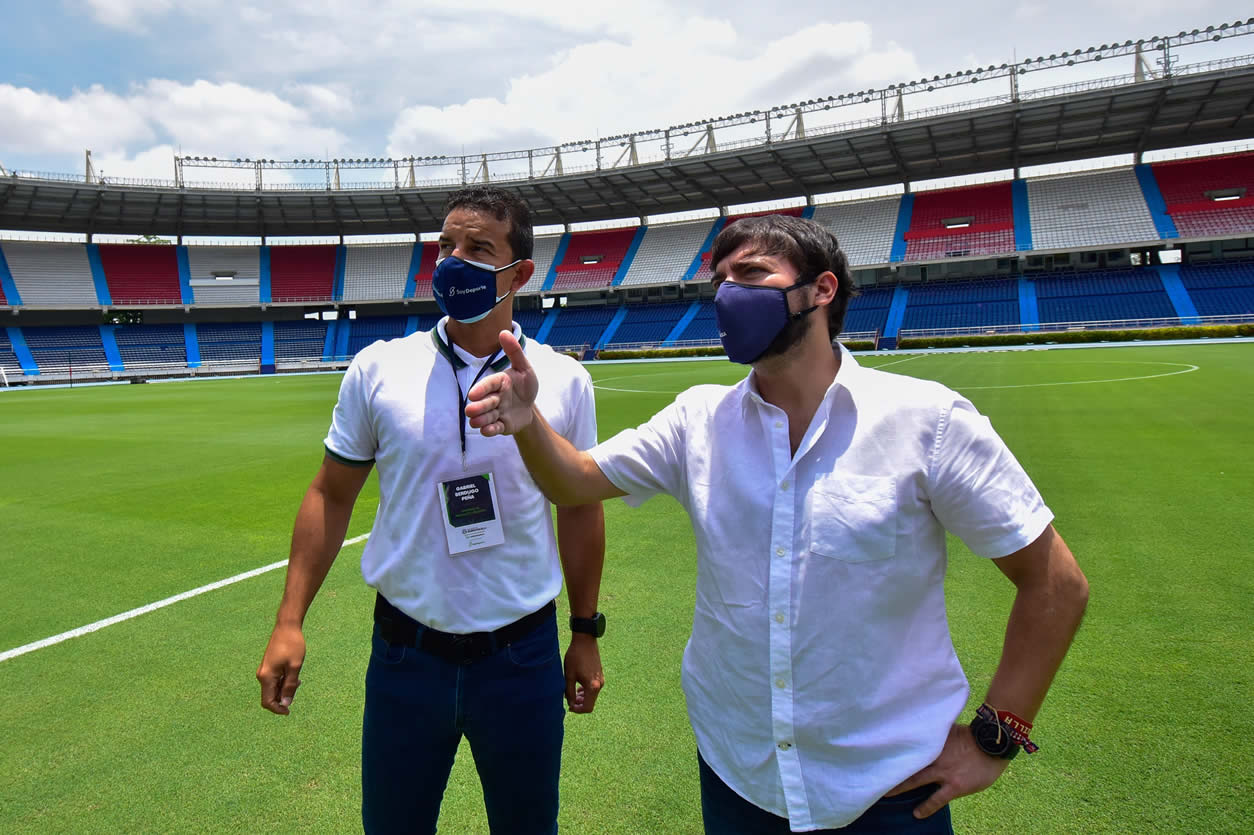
{"left": 673, "top": 301, "right": 718, "bottom": 341}
{"left": 187, "top": 246, "right": 261, "bottom": 306}
{"left": 899, "top": 278, "right": 1020, "bottom": 331}
{"left": 843, "top": 286, "right": 895, "bottom": 335}
{"left": 616, "top": 218, "right": 717, "bottom": 285}
{"left": 0, "top": 328, "right": 22, "bottom": 374}
{"left": 550, "top": 229, "right": 637, "bottom": 291}
{"left": 604, "top": 302, "right": 690, "bottom": 346}
{"left": 544, "top": 306, "right": 617, "bottom": 348}
{"left": 1027, "top": 169, "right": 1160, "bottom": 250}
{"left": 1034, "top": 269, "right": 1177, "bottom": 323}
{"left": 1178, "top": 261, "right": 1254, "bottom": 316}
{"left": 1, "top": 242, "right": 100, "bottom": 306}
{"left": 197, "top": 323, "right": 262, "bottom": 365}
{"left": 904, "top": 183, "right": 1016, "bottom": 260}
{"left": 114, "top": 324, "right": 187, "bottom": 369}
{"left": 618, "top": 219, "right": 716, "bottom": 287}
{"left": 410, "top": 242, "right": 440, "bottom": 300}
{"left": 811, "top": 198, "right": 901, "bottom": 267}
{"left": 97, "top": 244, "right": 182, "bottom": 305}
{"left": 1151, "top": 152, "right": 1254, "bottom": 239}
{"left": 349, "top": 315, "right": 408, "bottom": 355}
{"left": 689, "top": 208, "right": 807, "bottom": 283}
{"left": 518, "top": 235, "right": 562, "bottom": 295}
{"left": 514, "top": 309, "right": 545, "bottom": 339}
{"left": 269, "top": 245, "right": 336, "bottom": 302}
{"left": 273, "top": 320, "right": 329, "bottom": 361}
{"left": 342, "top": 244, "right": 412, "bottom": 302}
{"left": 22, "top": 325, "right": 109, "bottom": 371}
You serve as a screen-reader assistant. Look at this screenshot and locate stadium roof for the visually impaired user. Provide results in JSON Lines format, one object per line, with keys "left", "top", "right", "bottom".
{"left": 2, "top": 61, "right": 1253, "bottom": 238}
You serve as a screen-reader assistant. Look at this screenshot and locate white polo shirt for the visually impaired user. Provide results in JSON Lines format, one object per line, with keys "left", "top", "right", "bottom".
{"left": 324, "top": 318, "right": 597, "bottom": 633}
{"left": 589, "top": 346, "right": 1053, "bottom": 831}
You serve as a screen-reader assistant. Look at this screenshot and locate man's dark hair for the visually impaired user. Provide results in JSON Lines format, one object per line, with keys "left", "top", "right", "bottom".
{"left": 709, "top": 214, "right": 856, "bottom": 338}
{"left": 443, "top": 186, "right": 534, "bottom": 261}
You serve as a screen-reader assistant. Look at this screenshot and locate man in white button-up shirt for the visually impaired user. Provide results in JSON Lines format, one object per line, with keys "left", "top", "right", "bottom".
{"left": 466, "top": 215, "right": 1089, "bottom": 834}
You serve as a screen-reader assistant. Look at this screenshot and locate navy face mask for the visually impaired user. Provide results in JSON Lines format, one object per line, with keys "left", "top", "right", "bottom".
{"left": 432, "top": 255, "right": 521, "bottom": 323}
{"left": 714, "top": 278, "right": 818, "bottom": 365}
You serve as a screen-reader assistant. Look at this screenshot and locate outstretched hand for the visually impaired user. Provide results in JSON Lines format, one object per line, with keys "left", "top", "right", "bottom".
{"left": 465, "top": 330, "right": 539, "bottom": 437}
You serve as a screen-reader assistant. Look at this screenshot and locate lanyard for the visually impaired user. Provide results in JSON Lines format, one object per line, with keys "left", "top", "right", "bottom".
{"left": 432, "top": 328, "right": 520, "bottom": 466}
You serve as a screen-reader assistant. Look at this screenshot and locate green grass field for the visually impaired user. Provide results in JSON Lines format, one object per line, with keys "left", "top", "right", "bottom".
{"left": 2, "top": 342, "right": 1252, "bottom": 834}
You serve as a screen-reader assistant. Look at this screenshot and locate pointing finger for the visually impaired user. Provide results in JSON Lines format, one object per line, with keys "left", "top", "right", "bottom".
{"left": 498, "top": 330, "right": 532, "bottom": 374}
{"left": 466, "top": 371, "right": 506, "bottom": 405}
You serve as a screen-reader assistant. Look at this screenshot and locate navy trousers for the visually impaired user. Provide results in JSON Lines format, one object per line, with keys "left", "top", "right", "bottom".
{"left": 361, "top": 613, "right": 565, "bottom": 834}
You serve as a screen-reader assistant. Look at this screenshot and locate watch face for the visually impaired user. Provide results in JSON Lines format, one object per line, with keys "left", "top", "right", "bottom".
{"left": 973, "top": 718, "right": 1016, "bottom": 758}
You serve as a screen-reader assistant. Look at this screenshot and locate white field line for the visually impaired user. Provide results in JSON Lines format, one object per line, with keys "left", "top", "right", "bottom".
{"left": 0, "top": 532, "right": 371, "bottom": 664}
{"left": 864, "top": 354, "right": 927, "bottom": 369}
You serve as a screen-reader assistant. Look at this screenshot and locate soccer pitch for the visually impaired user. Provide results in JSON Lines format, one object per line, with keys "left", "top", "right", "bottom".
{"left": 1, "top": 342, "right": 1251, "bottom": 834}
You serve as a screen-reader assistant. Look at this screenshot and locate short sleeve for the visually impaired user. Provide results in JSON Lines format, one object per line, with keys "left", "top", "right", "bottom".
{"left": 927, "top": 399, "right": 1053, "bottom": 558}
{"left": 563, "top": 371, "right": 599, "bottom": 452}
{"left": 588, "top": 397, "right": 686, "bottom": 507}
{"left": 323, "top": 357, "right": 377, "bottom": 465}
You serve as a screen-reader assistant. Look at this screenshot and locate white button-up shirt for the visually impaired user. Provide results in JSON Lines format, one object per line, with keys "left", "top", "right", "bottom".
{"left": 589, "top": 347, "right": 1052, "bottom": 830}
{"left": 324, "top": 319, "right": 597, "bottom": 633}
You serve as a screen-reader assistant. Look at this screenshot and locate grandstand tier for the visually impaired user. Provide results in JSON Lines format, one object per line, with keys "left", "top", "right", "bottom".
{"left": 97, "top": 244, "right": 182, "bottom": 305}
{"left": 342, "top": 244, "right": 412, "bottom": 302}
{"left": 1152, "top": 152, "right": 1254, "bottom": 239}
{"left": 843, "top": 286, "right": 895, "bottom": 335}
{"left": 23, "top": 326, "right": 109, "bottom": 371}
{"left": 187, "top": 246, "right": 261, "bottom": 306}
{"left": 605, "top": 302, "right": 690, "bottom": 346}
{"left": 904, "top": 183, "right": 1016, "bottom": 261}
{"left": 197, "top": 322, "right": 262, "bottom": 365}
{"left": 1179, "top": 261, "right": 1254, "bottom": 316}
{"left": 2, "top": 242, "right": 100, "bottom": 306}
{"left": 1034, "top": 270, "right": 1177, "bottom": 324}
{"left": 1027, "top": 169, "right": 1159, "bottom": 250}
{"left": 269, "top": 245, "right": 336, "bottom": 302}
{"left": 544, "top": 306, "right": 617, "bottom": 348}
{"left": 811, "top": 199, "right": 900, "bottom": 267}
{"left": 620, "top": 219, "right": 716, "bottom": 287}
{"left": 114, "top": 324, "right": 187, "bottom": 369}
{"left": 550, "top": 228, "right": 638, "bottom": 292}
{"left": 899, "top": 278, "right": 1020, "bottom": 331}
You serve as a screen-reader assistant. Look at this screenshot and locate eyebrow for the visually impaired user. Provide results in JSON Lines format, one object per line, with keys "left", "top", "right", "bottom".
{"left": 712, "top": 256, "right": 771, "bottom": 280}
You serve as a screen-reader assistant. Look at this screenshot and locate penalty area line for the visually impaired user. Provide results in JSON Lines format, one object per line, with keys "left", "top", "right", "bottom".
{"left": 0, "top": 532, "right": 371, "bottom": 664}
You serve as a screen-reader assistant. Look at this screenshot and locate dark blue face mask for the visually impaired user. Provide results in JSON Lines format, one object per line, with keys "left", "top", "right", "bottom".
{"left": 714, "top": 278, "right": 818, "bottom": 365}
{"left": 432, "top": 255, "right": 521, "bottom": 323}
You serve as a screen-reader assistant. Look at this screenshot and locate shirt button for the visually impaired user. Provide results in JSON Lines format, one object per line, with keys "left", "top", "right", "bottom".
{"left": 775, "top": 547, "right": 785, "bottom": 557}
{"left": 778, "top": 741, "right": 792, "bottom": 750}
{"left": 774, "top": 421, "right": 783, "bottom": 429}
{"left": 780, "top": 480, "right": 789, "bottom": 491}
{"left": 774, "top": 612, "right": 785, "bottom": 624}
{"left": 775, "top": 677, "right": 786, "bottom": 689}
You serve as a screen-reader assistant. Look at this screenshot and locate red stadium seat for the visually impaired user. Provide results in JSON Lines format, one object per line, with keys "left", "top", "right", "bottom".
{"left": 97, "top": 244, "right": 182, "bottom": 305}
{"left": 270, "top": 245, "right": 336, "bottom": 302}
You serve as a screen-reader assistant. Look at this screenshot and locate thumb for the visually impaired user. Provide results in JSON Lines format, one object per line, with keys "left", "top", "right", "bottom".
{"left": 499, "top": 330, "right": 530, "bottom": 374}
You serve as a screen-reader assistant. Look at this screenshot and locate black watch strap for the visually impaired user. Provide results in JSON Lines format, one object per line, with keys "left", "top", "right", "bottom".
{"left": 569, "top": 612, "right": 606, "bottom": 638}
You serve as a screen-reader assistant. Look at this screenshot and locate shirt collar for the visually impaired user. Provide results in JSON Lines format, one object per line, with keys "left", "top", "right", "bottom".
{"left": 740, "top": 343, "right": 861, "bottom": 407}
{"left": 433, "top": 316, "right": 525, "bottom": 371}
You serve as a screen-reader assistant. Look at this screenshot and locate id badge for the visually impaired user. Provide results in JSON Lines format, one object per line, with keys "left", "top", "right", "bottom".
{"left": 437, "top": 465, "right": 506, "bottom": 555}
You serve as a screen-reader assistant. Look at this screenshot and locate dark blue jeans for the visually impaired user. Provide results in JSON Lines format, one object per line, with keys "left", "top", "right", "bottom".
{"left": 699, "top": 752, "right": 953, "bottom": 835}
{"left": 361, "top": 612, "right": 565, "bottom": 834}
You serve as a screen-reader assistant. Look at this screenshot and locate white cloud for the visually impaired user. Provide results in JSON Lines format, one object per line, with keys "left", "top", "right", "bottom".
{"left": 0, "top": 84, "right": 152, "bottom": 156}
{"left": 386, "top": 18, "right": 920, "bottom": 157}
{"left": 0, "top": 79, "right": 347, "bottom": 165}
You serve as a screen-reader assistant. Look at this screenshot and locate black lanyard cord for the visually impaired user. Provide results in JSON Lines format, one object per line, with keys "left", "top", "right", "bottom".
{"left": 451, "top": 348, "right": 504, "bottom": 461}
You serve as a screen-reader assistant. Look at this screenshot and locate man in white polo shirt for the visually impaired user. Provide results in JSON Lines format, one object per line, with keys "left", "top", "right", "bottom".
{"left": 465, "top": 215, "right": 1090, "bottom": 833}
{"left": 256, "top": 186, "right": 606, "bottom": 835}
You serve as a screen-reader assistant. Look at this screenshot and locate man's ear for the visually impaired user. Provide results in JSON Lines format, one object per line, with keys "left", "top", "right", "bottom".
{"left": 510, "top": 260, "right": 535, "bottom": 292}
{"left": 813, "top": 270, "right": 839, "bottom": 308}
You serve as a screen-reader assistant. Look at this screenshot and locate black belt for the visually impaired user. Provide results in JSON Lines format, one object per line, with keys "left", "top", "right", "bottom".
{"left": 373, "top": 594, "right": 555, "bottom": 665}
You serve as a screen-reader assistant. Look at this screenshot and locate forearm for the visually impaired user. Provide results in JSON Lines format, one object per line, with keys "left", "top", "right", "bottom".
{"left": 556, "top": 503, "right": 606, "bottom": 619}
{"left": 516, "top": 407, "right": 623, "bottom": 505}
{"left": 984, "top": 554, "right": 1089, "bottom": 720}
{"left": 275, "top": 486, "right": 356, "bottom": 628}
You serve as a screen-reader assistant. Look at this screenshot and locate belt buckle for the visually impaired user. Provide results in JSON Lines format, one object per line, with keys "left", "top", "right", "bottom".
{"left": 450, "top": 632, "right": 493, "bottom": 664}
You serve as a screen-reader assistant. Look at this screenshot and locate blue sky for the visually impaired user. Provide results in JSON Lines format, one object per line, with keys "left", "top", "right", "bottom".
{"left": 1, "top": 0, "right": 1251, "bottom": 186}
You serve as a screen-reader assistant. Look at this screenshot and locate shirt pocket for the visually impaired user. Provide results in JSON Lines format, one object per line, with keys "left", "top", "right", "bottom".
{"left": 808, "top": 474, "right": 898, "bottom": 563}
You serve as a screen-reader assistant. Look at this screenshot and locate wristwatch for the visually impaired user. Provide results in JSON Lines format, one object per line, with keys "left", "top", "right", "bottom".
{"left": 569, "top": 612, "right": 606, "bottom": 638}
{"left": 970, "top": 710, "right": 1020, "bottom": 760}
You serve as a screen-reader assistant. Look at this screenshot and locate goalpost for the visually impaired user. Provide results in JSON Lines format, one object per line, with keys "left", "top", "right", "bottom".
{"left": 0, "top": 367, "right": 9, "bottom": 388}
